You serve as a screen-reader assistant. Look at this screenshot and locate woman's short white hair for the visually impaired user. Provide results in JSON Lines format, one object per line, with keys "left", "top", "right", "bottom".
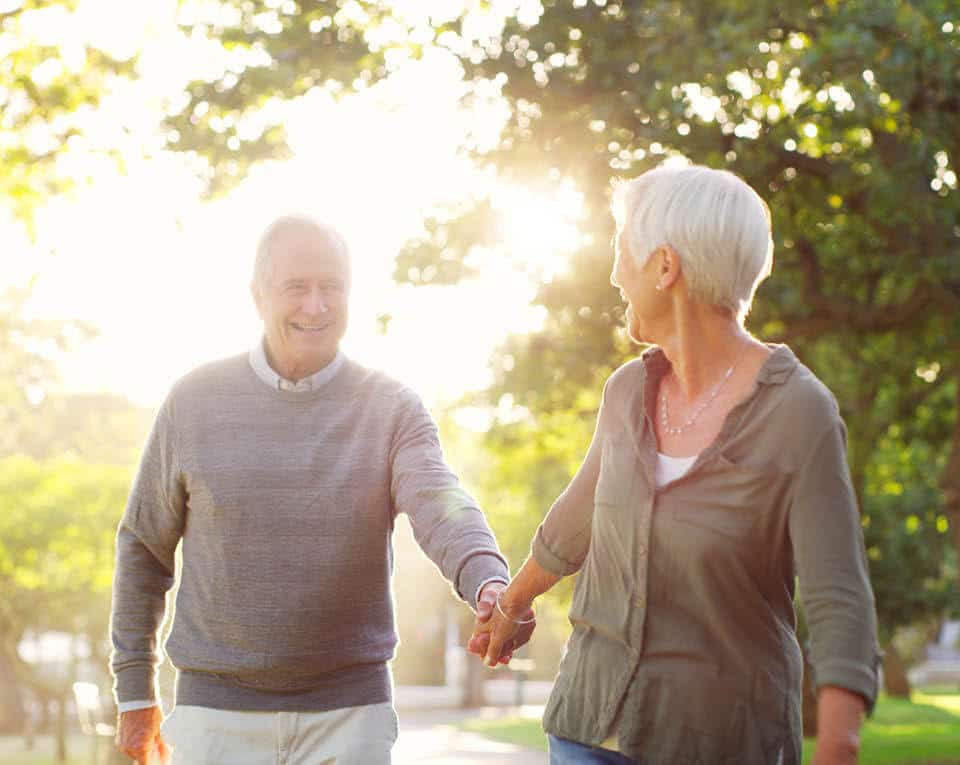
{"left": 253, "top": 215, "right": 350, "bottom": 289}
{"left": 612, "top": 164, "right": 774, "bottom": 323}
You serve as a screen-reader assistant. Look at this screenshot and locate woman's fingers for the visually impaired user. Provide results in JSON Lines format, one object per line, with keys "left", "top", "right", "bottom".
{"left": 485, "top": 620, "right": 517, "bottom": 667}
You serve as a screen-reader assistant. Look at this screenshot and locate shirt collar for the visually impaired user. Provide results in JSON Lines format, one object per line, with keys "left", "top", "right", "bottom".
{"left": 640, "top": 341, "right": 798, "bottom": 408}
{"left": 755, "top": 344, "right": 797, "bottom": 385}
{"left": 248, "top": 340, "right": 345, "bottom": 392}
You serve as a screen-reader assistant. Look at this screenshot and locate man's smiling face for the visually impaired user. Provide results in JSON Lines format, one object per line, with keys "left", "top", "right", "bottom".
{"left": 253, "top": 230, "right": 350, "bottom": 381}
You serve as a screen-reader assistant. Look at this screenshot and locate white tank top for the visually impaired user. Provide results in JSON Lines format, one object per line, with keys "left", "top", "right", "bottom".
{"left": 654, "top": 451, "right": 698, "bottom": 487}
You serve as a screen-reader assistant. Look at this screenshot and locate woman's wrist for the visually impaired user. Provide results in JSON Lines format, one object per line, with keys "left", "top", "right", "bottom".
{"left": 496, "top": 589, "right": 535, "bottom": 623}
{"left": 814, "top": 685, "right": 865, "bottom": 761}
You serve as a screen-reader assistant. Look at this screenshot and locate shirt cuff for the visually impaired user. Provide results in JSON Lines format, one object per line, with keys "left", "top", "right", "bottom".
{"left": 475, "top": 576, "right": 509, "bottom": 605}
{"left": 813, "top": 656, "right": 881, "bottom": 714}
{"left": 117, "top": 699, "right": 159, "bottom": 714}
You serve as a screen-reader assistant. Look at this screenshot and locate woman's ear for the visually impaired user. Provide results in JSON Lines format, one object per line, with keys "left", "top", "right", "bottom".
{"left": 655, "top": 245, "right": 682, "bottom": 290}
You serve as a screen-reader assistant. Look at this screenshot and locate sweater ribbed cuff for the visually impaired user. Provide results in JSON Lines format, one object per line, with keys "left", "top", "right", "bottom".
{"left": 457, "top": 552, "right": 509, "bottom": 610}
{"left": 113, "top": 666, "right": 159, "bottom": 706}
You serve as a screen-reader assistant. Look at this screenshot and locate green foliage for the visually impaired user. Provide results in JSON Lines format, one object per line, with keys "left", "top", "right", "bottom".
{"left": 457, "top": 0, "right": 960, "bottom": 640}
{"left": 0, "top": 456, "right": 131, "bottom": 645}
{"left": 0, "top": 290, "right": 98, "bottom": 457}
{"left": 456, "top": 0, "right": 959, "bottom": 401}
{"left": 0, "top": 285, "right": 126, "bottom": 467}
{"left": 0, "top": 1, "right": 131, "bottom": 224}
{"left": 165, "top": 0, "right": 421, "bottom": 193}
{"left": 12, "top": 392, "right": 153, "bottom": 466}
{"left": 862, "top": 363, "right": 959, "bottom": 639}
{"left": 164, "top": 0, "right": 960, "bottom": 640}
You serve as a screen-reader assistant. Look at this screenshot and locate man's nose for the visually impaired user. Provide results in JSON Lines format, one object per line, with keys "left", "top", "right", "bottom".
{"left": 303, "top": 288, "right": 329, "bottom": 314}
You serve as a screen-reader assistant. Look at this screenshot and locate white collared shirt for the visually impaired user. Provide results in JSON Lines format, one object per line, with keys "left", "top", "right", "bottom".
{"left": 248, "top": 340, "right": 345, "bottom": 392}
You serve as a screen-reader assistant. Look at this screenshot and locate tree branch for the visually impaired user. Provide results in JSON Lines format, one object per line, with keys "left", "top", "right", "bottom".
{"left": 794, "top": 237, "right": 940, "bottom": 332}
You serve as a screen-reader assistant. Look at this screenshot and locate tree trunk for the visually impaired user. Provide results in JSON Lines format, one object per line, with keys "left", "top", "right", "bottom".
{"left": 55, "top": 694, "right": 67, "bottom": 763}
{"left": 881, "top": 640, "right": 912, "bottom": 698}
{"left": 0, "top": 642, "right": 25, "bottom": 734}
{"left": 942, "top": 367, "right": 960, "bottom": 585}
{"left": 22, "top": 690, "right": 34, "bottom": 750}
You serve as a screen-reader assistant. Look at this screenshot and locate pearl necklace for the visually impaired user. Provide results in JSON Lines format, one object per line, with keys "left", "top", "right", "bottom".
{"left": 659, "top": 346, "right": 748, "bottom": 436}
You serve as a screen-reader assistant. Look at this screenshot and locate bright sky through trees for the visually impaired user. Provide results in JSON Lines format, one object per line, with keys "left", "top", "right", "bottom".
{"left": 5, "top": 0, "right": 581, "bottom": 409}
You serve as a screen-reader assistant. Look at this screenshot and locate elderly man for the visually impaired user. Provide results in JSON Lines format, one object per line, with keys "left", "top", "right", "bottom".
{"left": 111, "top": 216, "right": 530, "bottom": 765}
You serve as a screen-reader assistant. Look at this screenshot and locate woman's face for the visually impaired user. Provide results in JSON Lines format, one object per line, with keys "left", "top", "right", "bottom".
{"left": 611, "top": 227, "right": 660, "bottom": 343}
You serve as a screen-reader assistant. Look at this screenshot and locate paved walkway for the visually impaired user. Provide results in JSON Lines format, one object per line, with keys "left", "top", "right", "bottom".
{"left": 394, "top": 707, "right": 545, "bottom": 764}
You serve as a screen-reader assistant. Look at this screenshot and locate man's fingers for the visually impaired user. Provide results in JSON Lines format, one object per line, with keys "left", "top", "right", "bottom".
{"left": 156, "top": 733, "right": 171, "bottom": 763}
{"left": 119, "top": 743, "right": 150, "bottom": 762}
{"left": 475, "top": 581, "right": 504, "bottom": 622}
{"left": 475, "top": 597, "right": 493, "bottom": 621}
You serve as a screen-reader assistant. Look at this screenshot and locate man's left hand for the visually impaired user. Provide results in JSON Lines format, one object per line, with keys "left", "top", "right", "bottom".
{"left": 467, "top": 582, "right": 535, "bottom": 666}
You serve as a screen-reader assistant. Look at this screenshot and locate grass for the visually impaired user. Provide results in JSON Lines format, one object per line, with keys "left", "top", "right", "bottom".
{"left": 461, "top": 691, "right": 960, "bottom": 764}
{"left": 0, "top": 734, "right": 88, "bottom": 765}
{"left": 462, "top": 713, "right": 549, "bottom": 750}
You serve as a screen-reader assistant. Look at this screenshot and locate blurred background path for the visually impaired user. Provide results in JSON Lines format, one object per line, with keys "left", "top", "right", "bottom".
{"left": 394, "top": 706, "right": 545, "bottom": 765}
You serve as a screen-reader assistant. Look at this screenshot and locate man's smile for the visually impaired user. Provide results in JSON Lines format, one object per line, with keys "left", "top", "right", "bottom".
{"left": 290, "top": 321, "right": 333, "bottom": 333}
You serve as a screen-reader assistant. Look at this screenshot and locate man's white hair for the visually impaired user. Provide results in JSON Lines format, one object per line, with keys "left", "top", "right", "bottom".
{"left": 253, "top": 215, "right": 350, "bottom": 289}
{"left": 612, "top": 165, "right": 774, "bottom": 323}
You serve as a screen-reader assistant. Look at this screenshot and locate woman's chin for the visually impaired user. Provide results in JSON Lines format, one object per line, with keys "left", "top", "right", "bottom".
{"left": 625, "top": 313, "right": 646, "bottom": 345}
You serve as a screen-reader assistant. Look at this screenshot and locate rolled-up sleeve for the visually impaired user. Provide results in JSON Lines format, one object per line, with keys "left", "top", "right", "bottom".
{"left": 531, "top": 378, "right": 614, "bottom": 576}
{"left": 789, "top": 419, "right": 881, "bottom": 710}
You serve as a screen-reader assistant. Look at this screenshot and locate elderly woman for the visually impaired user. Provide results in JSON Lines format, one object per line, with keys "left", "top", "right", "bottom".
{"left": 469, "top": 165, "right": 879, "bottom": 764}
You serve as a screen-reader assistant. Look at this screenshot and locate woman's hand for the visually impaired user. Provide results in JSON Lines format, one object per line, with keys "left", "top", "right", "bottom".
{"left": 810, "top": 686, "right": 865, "bottom": 765}
{"left": 468, "top": 582, "right": 536, "bottom": 667}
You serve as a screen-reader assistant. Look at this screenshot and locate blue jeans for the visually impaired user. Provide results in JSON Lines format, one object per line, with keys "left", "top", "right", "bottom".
{"left": 548, "top": 735, "right": 636, "bottom": 765}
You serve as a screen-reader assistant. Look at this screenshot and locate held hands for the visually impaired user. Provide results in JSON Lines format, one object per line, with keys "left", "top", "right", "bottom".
{"left": 117, "top": 706, "right": 170, "bottom": 765}
{"left": 468, "top": 581, "right": 536, "bottom": 668}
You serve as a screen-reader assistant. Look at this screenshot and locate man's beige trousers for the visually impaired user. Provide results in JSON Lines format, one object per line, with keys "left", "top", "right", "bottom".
{"left": 161, "top": 702, "right": 397, "bottom": 765}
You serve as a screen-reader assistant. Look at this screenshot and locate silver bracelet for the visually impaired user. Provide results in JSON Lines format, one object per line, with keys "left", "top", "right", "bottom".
{"left": 495, "top": 590, "right": 536, "bottom": 625}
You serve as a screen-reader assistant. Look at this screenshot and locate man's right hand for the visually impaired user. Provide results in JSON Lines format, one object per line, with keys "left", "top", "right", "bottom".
{"left": 117, "top": 706, "right": 169, "bottom": 764}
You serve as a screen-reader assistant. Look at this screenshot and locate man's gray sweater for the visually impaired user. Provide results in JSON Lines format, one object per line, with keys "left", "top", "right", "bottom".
{"left": 110, "top": 353, "right": 509, "bottom": 711}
